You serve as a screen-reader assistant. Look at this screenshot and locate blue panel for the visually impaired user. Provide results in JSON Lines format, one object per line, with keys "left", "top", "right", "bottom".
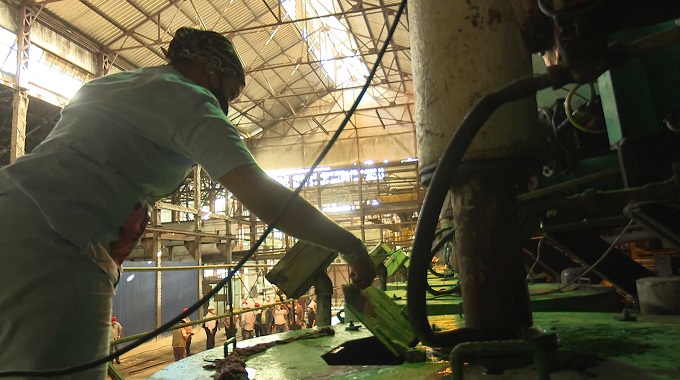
{"left": 112, "top": 262, "right": 156, "bottom": 347}
{"left": 111, "top": 261, "right": 199, "bottom": 344}
{"left": 161, "top": 261, "right": 199, "bottom": 332}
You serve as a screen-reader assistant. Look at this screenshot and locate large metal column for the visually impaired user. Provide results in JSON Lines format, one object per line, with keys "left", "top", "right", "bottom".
{"left": 410, "top": 1, "right": 539, "bottom": 333}
{"left": 10, "top": 5, "right": 37, "bottom": 163}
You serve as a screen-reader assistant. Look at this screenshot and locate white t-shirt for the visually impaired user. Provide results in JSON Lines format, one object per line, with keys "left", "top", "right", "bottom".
{"left": 1, "top": 65, "right": 254, "bottom": 275}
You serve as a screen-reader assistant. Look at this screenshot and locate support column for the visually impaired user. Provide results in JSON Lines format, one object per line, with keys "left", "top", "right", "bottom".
{"left": 97, "top": 52, "right": 112, "bottom": 77}
{"left": 151, "top": 208, "right": 162, "bottom": 339}
{"left": 10, "top": 5, "right": 37, "bottom": 163}
{"left": 10, "top": 91, "right": 28, "bottom": 162}
{"left": 409, "top": 0, "right": 540, "bottom": 335}
{"left": 313, "top": 273, "right": 333, "bottom": 327}
{"left": 358, "top": 170, "right": 366, "bottom": 242}
{"left": 194, "top": 167, "right": 204, "bottom": 314}
{"left": 452, "top": 164, "right": 532, "bottom": 332}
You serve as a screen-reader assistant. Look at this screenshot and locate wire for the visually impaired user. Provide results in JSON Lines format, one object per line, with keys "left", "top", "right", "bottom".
{"left": 560, "top": 86, "right": 588, "bottom": 101}
{"left": 564, "top": 83, "right": 605, "bottom": 134}
{"left": 0, "top": 1, "right": 408, "bottom": 378}
{"left": 527, "top": 235, "right": 545, "bottom": 279}
{"left": 534, "top": 219, "right": 635, "bottom": 296}
{"left": 537, "top": 0, "right": 604, "bottom": 19}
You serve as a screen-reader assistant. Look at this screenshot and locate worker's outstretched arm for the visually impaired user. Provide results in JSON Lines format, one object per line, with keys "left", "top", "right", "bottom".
{"left": 219, "top": 163, "right": 376, "bottom": 288}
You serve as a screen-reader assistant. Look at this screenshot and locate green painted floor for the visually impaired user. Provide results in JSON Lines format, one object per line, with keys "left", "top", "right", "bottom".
{"left": 150, "top": 311, "right": 680, "bottom": 379}
{"left": 150, "top": 280, "right": 680, "bottom": 379}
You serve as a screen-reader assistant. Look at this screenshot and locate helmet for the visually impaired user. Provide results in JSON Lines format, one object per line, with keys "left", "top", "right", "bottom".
{"left": 111, "top": 316, "right": 117, "bottom": 322}
{"left": 182, "top": 307, "right": 189, "bottom": 313}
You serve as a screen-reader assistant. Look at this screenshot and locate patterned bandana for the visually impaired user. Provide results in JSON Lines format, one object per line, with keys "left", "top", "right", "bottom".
{"left": 164, "top": 27, "right": 246, "bottom": 85}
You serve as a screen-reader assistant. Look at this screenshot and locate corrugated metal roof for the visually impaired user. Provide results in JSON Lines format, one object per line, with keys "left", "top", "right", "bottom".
{"left": 32, "top": 0, "right": 412, "bottom": 140}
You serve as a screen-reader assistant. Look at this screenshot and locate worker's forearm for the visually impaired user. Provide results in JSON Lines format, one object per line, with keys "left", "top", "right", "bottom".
{"left": 278, "top": 194, "right": 363, "bottom": 256}
{"left": 219, "top": 164, "right": 365, "bottom": 259}
{"left": 258, "top": 184, "right": 363, "bottom": 257}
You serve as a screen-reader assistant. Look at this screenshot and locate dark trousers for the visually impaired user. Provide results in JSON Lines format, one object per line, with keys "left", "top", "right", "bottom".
{"left": 185, "top": 335, "right": 193, "bottom": 356}
{"left": 205, "top": 328, "right": 216, "bottom": 349}
{"left": 110, "top": 344, "right": 120, "bottom": 364}
{"left": 173, "top": 346, "right": 186, "bottom": 361}
{"left": 254, "top": 323, "right": 262, "bottom": 337}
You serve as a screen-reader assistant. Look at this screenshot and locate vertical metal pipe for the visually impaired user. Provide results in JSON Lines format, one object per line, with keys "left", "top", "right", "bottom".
{"left": 152, "top": 208, "right": 163, "bottom": 339}
{"left": 452, "top": 166, "right": 532, "bottom": 332}
{"left": 409, "top": 0, "right": 539, "bottom": 335}
{"left": 313, "top": 273, "right": 333, "bottom": 327}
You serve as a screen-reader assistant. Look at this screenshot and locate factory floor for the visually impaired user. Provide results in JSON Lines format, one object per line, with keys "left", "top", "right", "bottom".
{"left": 111, "top": 278, "right": 680, "bottom": 379}
{"left": 145, "top": 311, "right": 680, "bottom": 380}
{"left": 109, "top": 326, "right": 233, "bottom": 379}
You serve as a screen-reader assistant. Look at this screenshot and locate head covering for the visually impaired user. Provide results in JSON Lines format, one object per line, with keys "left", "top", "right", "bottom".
{"left": 112, "top": 316, "right": 117, "bottom": 322}
{"left": 182, "top": 307, "right": 189, "bottom": 313}
{"left": 165, "top": 27, "right": 245, "bottom": 85}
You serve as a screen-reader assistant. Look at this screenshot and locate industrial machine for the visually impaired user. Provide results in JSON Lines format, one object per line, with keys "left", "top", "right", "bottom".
{"left": 405, "top": 0, "right": 680, "bottom": 377}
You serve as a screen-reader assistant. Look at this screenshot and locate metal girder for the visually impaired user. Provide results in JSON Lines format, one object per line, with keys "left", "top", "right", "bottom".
{"left": 230, "top": 78, "right": 409, "bottom": 106}
{"left": 77, "top": 0, "right": 167, "bottom": 62}
{"left": 156, "top": 201, "right": 229, "bottom": 220}
{"left": 246, "top": 46, "right": 409, "bottom": 74}
{"left": 253, "top": 101, "right": 414, "bottom": 125}
{"left": 106, "top": 4, "right": 403, "bottom": 53}
{"left": 10, "top": 3, "right": 37, "bottom": 163}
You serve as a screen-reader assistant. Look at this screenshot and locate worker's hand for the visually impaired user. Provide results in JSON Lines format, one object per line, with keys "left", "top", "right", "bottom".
{"left": 346, "top": 251, "right": 376, "bottom": 289}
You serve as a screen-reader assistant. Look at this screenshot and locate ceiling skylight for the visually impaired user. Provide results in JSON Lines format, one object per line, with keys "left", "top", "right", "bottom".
{"left": 281, "top": 0, "right": 369, "bottom": 88}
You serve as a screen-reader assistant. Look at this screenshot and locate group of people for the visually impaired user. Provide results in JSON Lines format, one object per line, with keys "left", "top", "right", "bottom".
{"left": 114, "top": 296, "right": 321, "bottom": 364}
{"left": 222, "top": 297, "right": 318, "bottom": 340}
{"left": 112, "top": 297, "right": 320, "bottom": 364}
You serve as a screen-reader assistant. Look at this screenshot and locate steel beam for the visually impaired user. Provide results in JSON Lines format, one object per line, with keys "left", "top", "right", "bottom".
{"left": 10, "top": 4, "right": 35, "bottom": 163}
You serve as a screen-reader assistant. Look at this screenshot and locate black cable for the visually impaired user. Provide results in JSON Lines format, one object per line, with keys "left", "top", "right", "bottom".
{"left": 0, "top": 1, "right": 407, "bottom": 377}
{"left": 407, "top": 73, "right": 553, "bottom": 349}
{"left": 537, "top": 0, "right": 604, "bottom": 19}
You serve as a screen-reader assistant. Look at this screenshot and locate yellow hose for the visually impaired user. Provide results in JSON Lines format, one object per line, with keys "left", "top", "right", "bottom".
{"left": 564, "top": 84, "right": 605, "bottom": 134}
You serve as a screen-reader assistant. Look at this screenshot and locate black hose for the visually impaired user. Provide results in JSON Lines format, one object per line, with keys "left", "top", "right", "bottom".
{"left": 426, "top": 228, "right": 460, "bottom": 296}
{"left": 407, "top": 73, "right": 553, "bottom": 348}
{"left": 428, "top": 226, "right": 455, "bottom": 278}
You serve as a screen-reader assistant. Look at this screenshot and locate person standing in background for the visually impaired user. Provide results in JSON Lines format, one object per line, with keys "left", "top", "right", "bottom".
{"left": 253, "top": 302, "right": 262, "bottom": 337}
{"left": 110, "top": 316, "right": 122, "bottom": 364}
{"left": 181, "top": 307, "right": 194, "bottom": 355}
{"left": 171, "top": 320, "right": 189, "bottom": 361}
{"left": 294, "top": 302, "right": 304, "bottom": 330}
{"left": 239, "top": 302, "right": 256, "bottom": 340}
{"left": 264, "top": 303, "right": 275, "bottom": 336}
{"left": 306, "top": 305, "right": 316, "bottom": 329}
{"left": 204, "top": 305, "right": 218, "bottom": 349}
{"left": 273, "top": 304, "right": 288, "bottom": 333}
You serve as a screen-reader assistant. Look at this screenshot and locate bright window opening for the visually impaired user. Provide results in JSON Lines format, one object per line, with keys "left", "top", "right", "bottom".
{"left": 281, "top": 0, "right": 369, "bottom": 88}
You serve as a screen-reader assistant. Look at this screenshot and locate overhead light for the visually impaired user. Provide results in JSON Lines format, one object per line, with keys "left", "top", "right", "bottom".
{"left": 363, "top": 160, "right": 374, "bottom": 165}
{"left": 156, "top": 251, "right": 162, "bottom": 258}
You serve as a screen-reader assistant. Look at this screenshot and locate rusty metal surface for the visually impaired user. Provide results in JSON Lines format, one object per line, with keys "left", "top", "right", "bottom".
{"left": 452, "top": 165, "right": 532, "bottom": 333}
